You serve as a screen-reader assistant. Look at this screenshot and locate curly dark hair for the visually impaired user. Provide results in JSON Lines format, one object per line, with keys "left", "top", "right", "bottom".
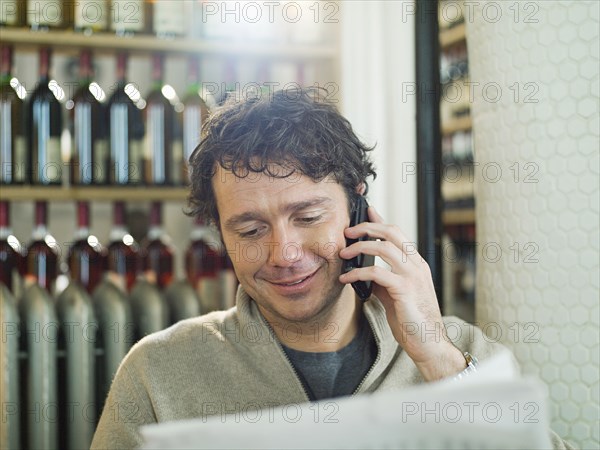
{"left": 187, "top": 87, "right": 377, "bottom": 226}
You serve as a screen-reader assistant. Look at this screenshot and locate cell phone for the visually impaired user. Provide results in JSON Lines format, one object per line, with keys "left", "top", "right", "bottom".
{"left": 342, "top": 196, "right": 375, "bottom": 301}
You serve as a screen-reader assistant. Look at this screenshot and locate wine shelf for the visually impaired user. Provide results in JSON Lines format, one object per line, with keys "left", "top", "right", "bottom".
{"left": 441, "top": 115, "right": 472, "bottom": 135}
{"left": 442, "top": 207, "right": 475, "bottom": 225}
{"left": 439, "top": 23, "right": 466, "bottom": 49}
{"left": 0, "top": 28, "right": 337, "bottom": 60}
{"left": 0, "top": 186, "right": 189, "bottom": 202}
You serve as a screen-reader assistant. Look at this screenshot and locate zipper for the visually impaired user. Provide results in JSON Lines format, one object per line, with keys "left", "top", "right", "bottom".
{"left": 257, "top": 313, "right": 311, "bottom": 402}
{"left": 352, "top": 312, "right": 381, "bottom": 396}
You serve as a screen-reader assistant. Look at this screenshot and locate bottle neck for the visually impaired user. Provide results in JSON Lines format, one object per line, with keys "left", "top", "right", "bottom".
{"left": 0, "top": 72, "right": 10, "bottom": 85}
{"left": 75, "top": 226, "right": 90, "bottom": 240}
{"left": 0, "top": 226, "right": 12, "bottom": 240}
{"left": 32, "top": 224, "right": 48, "bottom": 241}
{"left": 148, "top": 225, "right": 164, "bottom": 241}
{"left": 109, "top": 225, "right": 127, "bottom": 242}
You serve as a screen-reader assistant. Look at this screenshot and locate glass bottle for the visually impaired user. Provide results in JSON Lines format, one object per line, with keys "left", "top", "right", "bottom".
{"left": 24, "top": 201, "right": 59, "bottom": 292}
{"left": 141, "top": 202, "right": 174, "bottom": 290}
{"left": 107, "top": 52, "right": 145, "bottom": 185}
{"left": 67, "top": 201, "right": 106, "bottom": 294}
{"left": 0, "top": 45, "right": 27, "bottom": 185}
{"left": 70, "top": 49, "right": 109, "bottom": 185}
{"left": 106, "top": 201, "right": 139, "bottom": 292}
{"left": 29, "top": 47, "right": 63, "bottom": 185}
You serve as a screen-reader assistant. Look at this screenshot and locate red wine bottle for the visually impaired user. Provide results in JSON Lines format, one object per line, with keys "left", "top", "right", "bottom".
{"left": 0, "top": 45, "right": 27, "bottom": 185}
{"left": 142, "top": 202, "right": 174, "bottom": 290}
{"left": 182, "top": 56, "right": 209, "bottom": 184}
{"left": 106, "top": 201, "right": 139, "bottom": 292}
{"left": 220, "top": 252, "right": 238, "bottom": 309}
{"left": 107, "top": 52, "right": 144, "bottom": 185}
{"left": 0, "top": 200, "right": 24, "bottom": 293}
{"left": 185, "top": 216, "right": 223, "bottom": 312}
{"left": 67, "top": 201, "right": 106, "bottom": 294}
{"left": 29, "top": 47, "right": 63, "bottom": 185}
{"left": 70, "top": 49, "right": 108, "bottom": 185}
{"left": 144, "top": 54, "right": 182, "bottom": 186}
{"left": 24, "top": 201, "right": 59, "bottom": 292}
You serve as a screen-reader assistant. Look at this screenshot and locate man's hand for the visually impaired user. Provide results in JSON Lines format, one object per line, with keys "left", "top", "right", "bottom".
{"left": 339, "top": 206, "right": 466, "bottom": 381}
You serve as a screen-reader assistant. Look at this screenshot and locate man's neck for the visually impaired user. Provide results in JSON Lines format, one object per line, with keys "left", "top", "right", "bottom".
{"left": 259, "top": 288, "right": 363, "bottom": 353}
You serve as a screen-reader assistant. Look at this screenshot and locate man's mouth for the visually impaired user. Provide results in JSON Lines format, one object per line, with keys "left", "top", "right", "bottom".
{"left": 264, "top": 268, "right": 320, "bottom": 291}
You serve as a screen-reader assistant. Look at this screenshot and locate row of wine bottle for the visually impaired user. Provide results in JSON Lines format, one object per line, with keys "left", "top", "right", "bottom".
{"left": 2, "top": 0, "right": 188, "bottom": 37}
{"left": 1, "top": 0, "right": 327, "bottom": 43}
{"left": 0, "top": 200, "right": 237, "bottom": 313}
{"left": 1, "top": 45, "right": 215, "bottom": 186}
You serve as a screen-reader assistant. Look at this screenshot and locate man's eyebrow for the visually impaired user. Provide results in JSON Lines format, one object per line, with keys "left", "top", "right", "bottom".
{"left": 224, "top": 197, "right": 333, "bottom": 230}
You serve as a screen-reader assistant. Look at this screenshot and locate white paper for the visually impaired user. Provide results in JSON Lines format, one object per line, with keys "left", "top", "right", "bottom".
{"left": 140, "top": 350, "right": 553, "bottom": 450}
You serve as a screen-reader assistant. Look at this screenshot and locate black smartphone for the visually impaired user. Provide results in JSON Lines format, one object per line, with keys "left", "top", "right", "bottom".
{"left": 342, "top": 196, "right": 375, "bottom": 301}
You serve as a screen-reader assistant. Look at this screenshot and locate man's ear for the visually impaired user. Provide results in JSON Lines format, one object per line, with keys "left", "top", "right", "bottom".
{"left": 355, "top": 182, "right": 366, "bottom": 196}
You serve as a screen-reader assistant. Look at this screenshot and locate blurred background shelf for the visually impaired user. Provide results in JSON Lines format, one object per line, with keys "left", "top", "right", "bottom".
{"left": 0, "top": 186, "right": 189, "bottom": 202}
{"left": 441, "top": 116, "right": 472, "bottom": 135}
{"left": 0, "top": 28, "right": 337, "bottom": 60}
{"left": 440, "top": 22, "right": 466, "bottom": 48}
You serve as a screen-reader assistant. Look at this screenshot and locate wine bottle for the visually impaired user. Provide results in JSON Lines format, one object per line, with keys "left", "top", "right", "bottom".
{"left": 24, "top": 201, "right": 59, "bottom": 292}
{"left": 106, "top": 201, "right": 139, "bottom": 292}
{"left": 0, "top": 45, "right": 27, "bottom": 185}
{"left": 0, "top": 0, "right": 22, "bottom": 27}
{"left": 153, "top": 0, "right": 186, "bottom": 38}
{"left": 67, "top": 201, "right": 106, "bottom": 294}
{"left": 107, "top": 52, "right": 144, "bottom": 185}
{"left": 0, "top": 200, "right": 24, "bottom": 295}
{"left": 141, "top": 202, "right": 174, "bottom": 290}
{"left": 144, "top": 54, "right": 181, "bottom": 186}
{"left": 109, "top": 0, "right": 148, "bottom": 36}
{"left": 185, "top": 216, "right": 223, "bottom": 312}
{"left": 27, "top": 0, "right": 69, "bottom": 30}
{"left": 182, "top": 56, "right": 209, "bottom": 184}
{"left": 29, "top": 47, "right": 63, "bottom": 185}
{"left": 71, "top": 49, "right": 109, "bottom": 185}
{"left": 74, "top": 0, "right": 108, "bottom": 34}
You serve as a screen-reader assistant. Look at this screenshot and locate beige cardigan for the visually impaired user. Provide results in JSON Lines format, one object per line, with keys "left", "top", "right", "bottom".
{"left": 91, "top": 287, "right": 572, "bottom": 449}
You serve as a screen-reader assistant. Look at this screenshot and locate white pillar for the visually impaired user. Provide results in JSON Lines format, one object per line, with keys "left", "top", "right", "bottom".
{"left": 339, "top": 1, "right": 417, "bottom": 241}
{"left": 467, "top": 2, "right": 599, "bottom": 448}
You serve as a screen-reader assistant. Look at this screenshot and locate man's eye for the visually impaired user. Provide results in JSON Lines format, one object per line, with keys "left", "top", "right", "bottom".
{"left": 239, "top": 229, "right": 259, "bottom": 238}
{"left": 297, "top": 215, "right": 322, "bottom": 224}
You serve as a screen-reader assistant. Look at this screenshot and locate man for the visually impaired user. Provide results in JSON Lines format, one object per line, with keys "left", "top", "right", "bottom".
{"left": 91, "top": 88, "right": 570, "bottom": 449}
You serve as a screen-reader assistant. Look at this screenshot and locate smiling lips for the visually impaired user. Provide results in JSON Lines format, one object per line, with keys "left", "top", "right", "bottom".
{"left": 265, "top": 267, "right": 320, "bottom": 289}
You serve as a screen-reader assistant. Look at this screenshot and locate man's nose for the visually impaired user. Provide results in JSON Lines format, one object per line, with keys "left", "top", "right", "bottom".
{"left": 267, "top": 225, "right": 304, "bottom": 267}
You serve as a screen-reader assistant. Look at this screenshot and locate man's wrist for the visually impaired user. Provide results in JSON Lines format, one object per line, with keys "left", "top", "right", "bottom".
{"left": 452, "top": 352, "right": 479, "bottom": 381}
{"left": 416, "top": 344, "right": 468, "bottom": 382}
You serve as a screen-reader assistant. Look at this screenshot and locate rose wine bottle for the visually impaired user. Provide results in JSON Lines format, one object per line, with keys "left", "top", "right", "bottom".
{"left": 24, "top": 201, "right": 59, "bottom": 292}
{"left": 106, "top": 201, "right": 139, "bottom": 292}
{"left": 0, "top": 45, "right": 27, "bottom": 185}
{"left": 29, "top": 47, "right": 63, "bottom": 185}
{"left": 182, "top": 56, "right": 210, "bottom": 184}
{"left": 185, "top": 216, "right": 223, "bottom": 312}
{"left": 144, "top": 53, "right": 182, "bottom": 186}
{"left": 107, "top": 52, "right": 145, "bottom": 185}
{"left": 0, "top": 200, "right": 24, "bottom": 294}
{"left": 67, "top": 201, "right": 106, "bottom": 294}
{"left": 141, "top": 202, "right": 174, "bottom": 290}
{"left": 70, "top": 49, "right": 108, "bottom": 185}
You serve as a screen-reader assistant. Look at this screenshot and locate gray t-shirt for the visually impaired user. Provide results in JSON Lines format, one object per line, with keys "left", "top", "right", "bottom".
{"left": 281, "top": 316, "right": 378, "bottom": 401}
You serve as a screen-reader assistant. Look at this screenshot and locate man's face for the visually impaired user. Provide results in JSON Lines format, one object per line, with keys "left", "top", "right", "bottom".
{"left": 213, "top": 165, "right": 355, "bottom": 324}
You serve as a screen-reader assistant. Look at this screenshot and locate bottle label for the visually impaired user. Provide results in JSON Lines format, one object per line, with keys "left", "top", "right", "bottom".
{"left": 74, "top": 102, "right": 93, "bottom": 183}
{"left": 145, "top": 104, "right": 166, "bottom": 184}
{"left": 171, "top": 139, "right": 183, "bottom": 186}
{"left": 220, "top": 270, "right": 238, "bottom": 309}
{"left": 27, "top": 0, "right": 63, "bottom": 27}
{"left": 196, "top": 278, "right": 221, "bottom": 313}
{"left": 0, "top": 100, "right": 12, "bottom": 183}
{"left": 153, "top": 0, "right": 186, "bottom": 36}
{"left": 94, "top": 138, "right": 109, "bottom": 184}
{"left": 183, "top": 105, "right": 201, "bottom": 162}
{"left": 36, "top": 137, "right": 62, "bottom": 184}
{"left": 75, "top": 0, "right": 107, "bottom": 31}
{"left": 129, "top": 139, "right": 143, "bottom": 184}
{"left": 110, "top": 0, "right": 144, "bottom": 33}
{"left": 0, "top": 0, "right": 19, "bottom": 25}
{"left": 14, "top": 136, "right": 28, "bottom": 183}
